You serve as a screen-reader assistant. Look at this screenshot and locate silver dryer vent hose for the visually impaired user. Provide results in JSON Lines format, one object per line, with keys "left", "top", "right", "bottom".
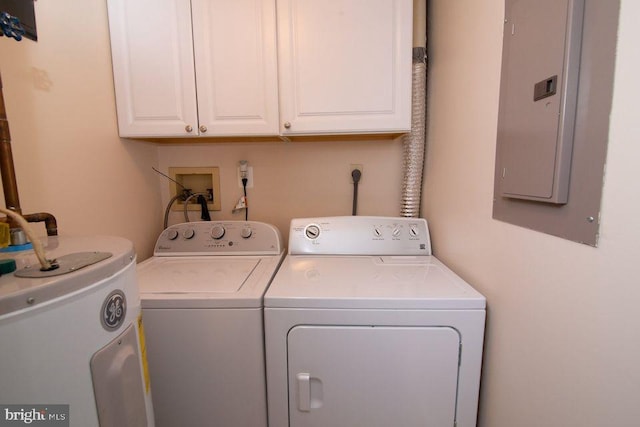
{"left": 401, "top": 47, "right": 427, "bottom": 218}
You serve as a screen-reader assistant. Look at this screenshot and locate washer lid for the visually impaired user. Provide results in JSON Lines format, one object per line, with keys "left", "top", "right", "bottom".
{"left": 264, "top": 255, "right": 486, "bottom": 310}
{"left": 137, "top": 254, "right": 283, "bottom": 309}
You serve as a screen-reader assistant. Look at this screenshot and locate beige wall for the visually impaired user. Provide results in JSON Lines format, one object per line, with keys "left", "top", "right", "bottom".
{"left": 157, "top": 139, "right": 404, "bottom": 243}
{"left": 426, "top": 0, "right": 640, "bottom": 425}
{"left": 0, "top": 0, "right": 162, "bottom": 259}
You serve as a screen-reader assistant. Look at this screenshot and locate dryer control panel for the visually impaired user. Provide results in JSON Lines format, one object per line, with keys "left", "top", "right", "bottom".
{"left": 154, "top": 221, "right": 283, "bottom": 256}
{"left": 289, "top": 216, "right": 431, "bottom": 256}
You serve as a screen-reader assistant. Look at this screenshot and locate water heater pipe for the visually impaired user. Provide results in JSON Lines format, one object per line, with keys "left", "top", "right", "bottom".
{"left": 0, "top": 74, "right": 21, "bottom": 215}
{"left": 0, "top": 74, "right": 58, "bottom": 236}
{"left": 400, "top": 0, "right": 427, "bottom": 218}
{"left": 0, "top": 206, "right": 53, "bottom": 270}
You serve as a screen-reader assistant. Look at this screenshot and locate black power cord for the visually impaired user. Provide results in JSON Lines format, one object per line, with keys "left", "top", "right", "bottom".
{"left": 197, "top": 195, "right": 211, "bottom": 221}
{"left": 351, "top": 168, "right": 362, "bottom": 216}
{"left": 242, "top": 177, "right": 248, "bottom": 221}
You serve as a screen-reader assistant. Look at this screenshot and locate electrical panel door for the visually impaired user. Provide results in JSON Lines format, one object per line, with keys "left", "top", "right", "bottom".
{"left": 496, "top": 0, "right": 585, "bottom": 204}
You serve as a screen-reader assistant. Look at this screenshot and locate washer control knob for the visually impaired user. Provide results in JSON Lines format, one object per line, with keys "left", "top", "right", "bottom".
{"left": 409, "top": 225, "right": 420, "bottom": 237}
{"left": 305, "top": 224, "right": 320, "bottom": 240}
{"left": 392, "top": 227, "right": 401, "bottom": 238}
{"left": 211, "top": 224, "right": 226, "bottom": 240}
{"left": 373, "top": 226, "right": 382, "bottom": 238}
{"left": 241, "top": 227, "right": 253, "bottom": 239}
{"left": 167, "top": 229, "right": 179, "bottom": 240}
{"left": 183, "top": 229, "right": 195, "bottom": 239}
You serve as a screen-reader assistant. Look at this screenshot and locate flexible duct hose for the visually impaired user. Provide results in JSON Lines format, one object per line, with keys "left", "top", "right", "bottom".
{"left": 400, "top": 49, "right": 427, "bottom": 218}
{"left": 400, "top": 0, "right": 427, "bottom": 218}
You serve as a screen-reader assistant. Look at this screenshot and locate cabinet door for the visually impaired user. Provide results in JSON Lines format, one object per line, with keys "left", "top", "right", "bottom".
{"left": 277, "top": 0, "right": 413, "bottom": 135}
{"left": 192, "top": 0, "right": 280, "bottom": 136}
{"left": 107, "top": 0, "right": 199, "bottom": 137}
{"left": 287, "top": 326, "right": 460, "bottom": 427}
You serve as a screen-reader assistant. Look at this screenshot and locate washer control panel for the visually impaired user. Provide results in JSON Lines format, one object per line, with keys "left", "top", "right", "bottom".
{"left": 154, "top": 221, "right": 283, "bottom": 256}
{"left": 289, "top": 216, "right": 431, "bottom": 256}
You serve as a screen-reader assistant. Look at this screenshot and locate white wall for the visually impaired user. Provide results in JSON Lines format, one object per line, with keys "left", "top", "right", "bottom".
{"left": 0, "top": 0, "right": 162, "bottom": 258}
{"left": 426, "top": 0, "right": 640, "bottom": 425}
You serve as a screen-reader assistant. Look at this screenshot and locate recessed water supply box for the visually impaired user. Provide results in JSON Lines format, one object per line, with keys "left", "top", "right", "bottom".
{"left": 168, "top": 167, "right": 221, "bottom": 212}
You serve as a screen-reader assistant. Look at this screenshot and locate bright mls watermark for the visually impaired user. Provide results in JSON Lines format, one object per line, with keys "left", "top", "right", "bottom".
{"left": 0, "top": 405, "right": 69, "bottom": 426}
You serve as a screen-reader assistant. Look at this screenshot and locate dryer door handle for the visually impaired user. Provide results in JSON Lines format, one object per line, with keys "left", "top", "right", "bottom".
{"left": 296, "top": 373, "right": 311, "bottom": 412}
{"left": 296, "top": 373, "right": 323, "bottom": 412}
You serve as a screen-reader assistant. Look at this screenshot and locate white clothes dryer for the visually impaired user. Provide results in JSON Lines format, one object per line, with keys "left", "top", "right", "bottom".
{"left": 264, "top": 216, "right": 486, "bottom": 427}
{"left": 137, "top": 221, "right": 284, "bottom": 427}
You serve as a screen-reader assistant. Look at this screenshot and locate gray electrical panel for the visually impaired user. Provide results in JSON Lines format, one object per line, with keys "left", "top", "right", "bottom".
{"left": 496, "top": 0, "right": 585, "bottom": 204}
{"left": 493, "top": 0, "right": 619, "bottom": 246}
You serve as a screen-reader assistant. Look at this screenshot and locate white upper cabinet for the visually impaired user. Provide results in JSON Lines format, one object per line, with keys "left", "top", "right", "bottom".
{"left": 106, "top": 0, "right": 412, "bottom": 138}
{"left": 276, "top": 0, "right": 413, "bottom": 136}
{"left": 107, "top": 0, "right": 198, "bottom": 137}
{"left": 107, "top": 0, "right": 279, "bottom": 137}
{"left": 191, "top": 0, "right": 280, "bottom": 136}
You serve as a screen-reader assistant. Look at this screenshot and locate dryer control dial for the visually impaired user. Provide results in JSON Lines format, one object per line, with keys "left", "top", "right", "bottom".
{"left": 211, "top": 224, "right": 226, "bottom": 240}
{"left": 305, "top": 224, "right": 321, "bottom": 240}
{"left": 166, "top": 229, "right": 179, "bottom": 240}
{"left": 183, "top": 229, "right": 195, "bottom": 239}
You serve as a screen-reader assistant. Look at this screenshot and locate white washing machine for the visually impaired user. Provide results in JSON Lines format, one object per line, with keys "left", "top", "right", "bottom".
{"left": 137, "top": 221, "right": 284, "bottom": 427}
{"left": 0, "top": 235, "right": 155, "bottom": 427}
{"left": 265, "top": 216, "right": 486, "bottom": 427}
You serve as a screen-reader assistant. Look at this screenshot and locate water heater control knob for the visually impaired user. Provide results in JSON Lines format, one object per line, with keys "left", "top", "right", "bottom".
{"left": 211, "top": 224, "right": 226, "bottom": 240}
{"left": 241, "top": 227, "right": 253, "bottom": 239}
{"left": 183, "top": 229, "right": 195, "bottom": 240}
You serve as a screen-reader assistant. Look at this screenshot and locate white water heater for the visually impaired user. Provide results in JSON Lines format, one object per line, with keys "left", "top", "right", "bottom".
{"left": 0, "top": 235, "right": 154, "bottom": 427}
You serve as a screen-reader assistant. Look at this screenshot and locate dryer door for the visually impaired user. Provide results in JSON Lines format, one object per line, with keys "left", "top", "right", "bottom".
{"left": 287, "top": 325, "right": 460, "bottom": 427}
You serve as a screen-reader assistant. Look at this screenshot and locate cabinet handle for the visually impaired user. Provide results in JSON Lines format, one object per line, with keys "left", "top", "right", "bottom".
{"left": 283, "top": 121, "right": 291, "bottom": 129}
{"left": 185, "top": 125, "right": 193, "bottom": 133}
{"left": 199, "top": 125, "right": 207, "bottom": 133}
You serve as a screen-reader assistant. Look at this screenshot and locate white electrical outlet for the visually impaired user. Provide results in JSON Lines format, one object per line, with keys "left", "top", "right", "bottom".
{"left": 237, "top": 166, "right": 254, "bottom": 188}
